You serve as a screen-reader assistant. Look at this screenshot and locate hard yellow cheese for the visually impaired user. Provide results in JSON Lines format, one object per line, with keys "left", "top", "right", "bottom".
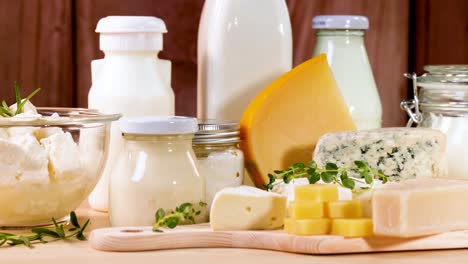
{"left": 288, "top": 201, "right": 324, "bottom": 219}
{"left": 284, "top": 218, "right": 330, "bottom": 236}
{"left": 240, "top": 54, "right": 356, "bottom": 188}
{"left": 325, "top": 200, "right": 362, "bottom": 218}
{"left": 331, "top": 218, "right": 373, "bottom": 237}
{"left": 295, "top": 184, "right": 338, "bottom": 203}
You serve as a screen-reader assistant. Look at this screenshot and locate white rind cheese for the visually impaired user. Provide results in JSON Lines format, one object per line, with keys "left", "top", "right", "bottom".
{"left": 313, "top": 128, "right": 447, "bottom": 179}
{"left": 210, "top": 186, "right": 287, "bottom": 230}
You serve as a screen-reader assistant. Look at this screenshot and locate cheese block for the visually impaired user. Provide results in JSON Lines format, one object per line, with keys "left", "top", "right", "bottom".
{"left": 240, "top": 54, "right": 356, "bottom": 188}
{"left": 313, "top": 128, "right": 447, "bottom": 180}
{"left": 294, "top": 184, "right": 338, "bottom": 203}
{"left": 210, "top": 186, "right": 287, "bottom": 231}
{"left": 325, "top": 200, "right": 362, "bottom": 219}
{"left": 288, "top": 201, "right": 324, "bottom": 219}
{"left": 331, "top": 218, "right": 373, "bottom": 237}
{"left": 272, "top": 178, "right": 353, "bottom": 204}
{"left": 373, "top": 178, "right": 468, "bottom": 237}
{"left": 284, "top": 218, "right": 330, "bottom": 236}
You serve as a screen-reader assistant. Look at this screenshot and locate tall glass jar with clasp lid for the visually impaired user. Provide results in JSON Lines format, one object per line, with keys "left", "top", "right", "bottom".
{"left": 109, "top": 116, "right": 206, "bottom": 227}
{"left": 401, "top": 65, "right": 468, "bottom": 179}
{"left": 192, "top": 120, "right": 244, "bottom": 209}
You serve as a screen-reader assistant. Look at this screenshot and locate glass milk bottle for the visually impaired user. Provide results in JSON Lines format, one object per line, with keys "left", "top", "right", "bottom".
{"left": 312, "top": 15, "right": 382, "bottom": 129}
{"left": 109, "top": 117, "right": 205, "bottom": 226}
{"left": 198, "top": 0, "right": 292, "bottom": 121}
{"left": 88, "top": 16, "right": 175, "bottom": 212}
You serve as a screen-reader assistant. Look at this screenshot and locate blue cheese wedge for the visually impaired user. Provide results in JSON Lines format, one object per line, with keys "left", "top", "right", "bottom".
{"left": 313, "top": 128, "right": 447, "bottom": 180}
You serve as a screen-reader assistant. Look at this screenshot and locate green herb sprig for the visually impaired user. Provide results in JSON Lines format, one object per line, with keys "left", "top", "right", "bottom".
{"left": 0, "top": 82, "right": 41, "bottom": 117}
{"left": 0, "top": 211, "right": 90, "bottom": 248}
{"left": 265, "top": 160, "right": 389, "bottom": 192}
{"left": 153, "top": 202, "right": 207, "bottom": 232}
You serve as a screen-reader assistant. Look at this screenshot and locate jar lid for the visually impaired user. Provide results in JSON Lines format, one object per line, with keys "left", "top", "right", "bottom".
{"left": 96, "top": 16, "right": 167, "bottom": 33}
{"left": 312, "top": 15, "right": 369, "bottom": 30}
{"left": 96, "top": 16, "right": 167, "bottom": 51}
{"left": 120, "top": 116, "right": 198, "bottom": 135}
{"left": 193, "top": 120, "right": 240, "bottom": 144}
{"left": 418, "top": 65, "right": 468, "bottom": 86}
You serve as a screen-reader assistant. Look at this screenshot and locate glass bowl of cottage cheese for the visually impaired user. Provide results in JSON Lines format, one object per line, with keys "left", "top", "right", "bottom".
{"left": 0, "top": 103, "right": 120, "bottom": 227}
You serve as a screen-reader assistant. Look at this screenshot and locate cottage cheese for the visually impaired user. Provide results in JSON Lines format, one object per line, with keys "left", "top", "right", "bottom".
{"left": 0, "top": 103, "right": 85, "bottom": 225}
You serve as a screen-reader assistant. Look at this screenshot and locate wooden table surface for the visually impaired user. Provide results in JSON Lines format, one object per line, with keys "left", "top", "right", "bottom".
{"left": 2, "top": 202, "right": 468, "bottom": 264}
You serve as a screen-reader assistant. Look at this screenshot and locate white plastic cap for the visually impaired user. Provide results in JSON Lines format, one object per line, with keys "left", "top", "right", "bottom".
{"left": 119, "top": 116, "right": 198, "bottom": 135}
{"left": 96, "top": 16, "right": 168, "bottom": 51}
{"left": 312, "top": 15, "right": 369, "bottom": 30}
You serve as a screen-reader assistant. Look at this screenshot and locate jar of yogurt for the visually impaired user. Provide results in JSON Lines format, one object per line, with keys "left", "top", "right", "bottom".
{"left": 193, "top": 120, "right": 244, "bottom": 209}
{"left": 401, "top": 65, "right": 468, "bottom": 179}
{"left": 109, "top": 117, "right": 205, "bottom": 226}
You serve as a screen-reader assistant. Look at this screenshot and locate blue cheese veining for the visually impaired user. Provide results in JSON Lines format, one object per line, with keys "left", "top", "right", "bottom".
{"left": 313, "top": 128, "right": 447, "bottom": 179}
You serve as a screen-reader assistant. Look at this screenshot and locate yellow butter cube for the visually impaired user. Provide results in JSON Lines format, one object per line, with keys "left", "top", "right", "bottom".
{"left": 325, "top": 200, "right": 362, "bottom": 218}
{"left": 284, "top": 218, "right": 330, "bottom": 236}
{"left": 289, "top": 201, "right": 324, "bottom": 219}
{"left": 331, "top": 218, "right": 373, "bottom": 237}
{"left": 294, "top": 184, "right": 338, "bottom": 202}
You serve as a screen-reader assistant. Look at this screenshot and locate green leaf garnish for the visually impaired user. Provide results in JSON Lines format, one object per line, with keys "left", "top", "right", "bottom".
{"left": 265, "top": 160, "right": 390, "bottom": 192}
{"left": 0, "top": 211, "right": 90, "bottom": 248}
{"left": 152, "top": 202, "right": 206, "bottom": 232}
{"left": 0, "top": 83, "right": 41, "bottom": 117}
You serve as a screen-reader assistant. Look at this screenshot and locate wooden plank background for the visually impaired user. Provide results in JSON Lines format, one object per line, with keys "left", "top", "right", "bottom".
{"left": 0, "top": 0, "right": 466, "bottom": 126}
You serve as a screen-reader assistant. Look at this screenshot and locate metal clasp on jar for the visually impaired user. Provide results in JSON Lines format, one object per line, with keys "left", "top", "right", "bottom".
{"left": 400, "top": 72, "right": 423, "bottom": 126}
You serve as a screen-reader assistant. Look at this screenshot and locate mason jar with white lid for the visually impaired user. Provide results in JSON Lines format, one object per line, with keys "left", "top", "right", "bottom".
{"left": 312, "top": 15, "right": 382, "bottom": 129}
{"left": 109, "top": 116, "right": 205, "bottom": 226}
{"left": 192, "top": 120, "right": 244, "bottom": 209}
{"left": 401, "top": 65, "right": 468, "bottom": 179}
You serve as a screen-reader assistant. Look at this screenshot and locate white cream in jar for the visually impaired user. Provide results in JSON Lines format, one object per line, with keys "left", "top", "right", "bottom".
{"left": 402, "top": 65, "right": 468, "bottom": 179}
{"left": 109, "top": 117, "right": 205, "bottom": 227}
{"left": 193, "top": 121, "right": 244, "bottom": 209}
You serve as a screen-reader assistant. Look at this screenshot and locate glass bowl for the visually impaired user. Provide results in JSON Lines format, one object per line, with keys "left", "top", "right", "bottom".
{"left": 0, "top": 107, "right": 120, "bottom": 227}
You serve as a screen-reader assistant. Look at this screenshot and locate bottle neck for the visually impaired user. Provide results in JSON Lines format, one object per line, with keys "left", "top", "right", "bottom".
{"left": 315, "top": 29, "right": 366, "bottom": 39}
{"left": 103, "top": 50, "right": 160, "bottom": 57}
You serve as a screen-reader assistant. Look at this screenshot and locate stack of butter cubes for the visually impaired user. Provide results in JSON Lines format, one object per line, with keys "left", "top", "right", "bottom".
{"left": 284, "top": 184, "right": 373, "bottom": 237}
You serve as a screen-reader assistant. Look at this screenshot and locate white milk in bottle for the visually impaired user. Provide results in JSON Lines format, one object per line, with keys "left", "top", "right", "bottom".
{"left": 312, "top": 15, "right": 382, "bottom": 129}
{"left": 197, "top": 0, "right": 292, "bottom": 121}
{"left": 88, "top": 16, "right": 175, "bottom": 212}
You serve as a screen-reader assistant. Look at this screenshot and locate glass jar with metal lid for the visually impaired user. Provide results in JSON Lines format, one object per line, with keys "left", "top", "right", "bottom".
{"left": 193, "top": 120, "right": 244, "bottom": 209}
{"left": 109, "top": 116, "right": 206, "bottom": 226}
{"left": 401, "top": 65, "right": 468, "bottom": 179}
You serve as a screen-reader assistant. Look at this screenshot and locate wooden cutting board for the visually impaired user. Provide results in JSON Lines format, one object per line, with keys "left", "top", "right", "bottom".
{"left": 90, "top": 224, "right": 468, "bottom": 254}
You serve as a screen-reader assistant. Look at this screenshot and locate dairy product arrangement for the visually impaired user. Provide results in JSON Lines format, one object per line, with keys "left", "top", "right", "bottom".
{"left": 0, "top": 9, "right": 467, "bottom": 258}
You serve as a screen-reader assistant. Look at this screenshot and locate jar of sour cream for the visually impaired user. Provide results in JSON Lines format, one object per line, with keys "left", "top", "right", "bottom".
{"left": 193, "top": 120, "right": 244, "bottom": 209}
{"left": 109, "top": 116, "right": 205, "bottom": 226}
{"left": 401, "top": 65, "right": 468, "bottom": 179}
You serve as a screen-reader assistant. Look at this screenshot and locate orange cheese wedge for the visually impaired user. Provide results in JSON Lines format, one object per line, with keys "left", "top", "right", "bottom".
{"left": 240, "top": 54, "right": 356, "bottom": 188}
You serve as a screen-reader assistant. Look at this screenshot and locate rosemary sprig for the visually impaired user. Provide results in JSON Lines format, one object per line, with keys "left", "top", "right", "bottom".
{"left": 0, "top": 211, "right": 90, "bottom": 248}
{"left": 153, "top": 202, "right": 207, "bottom": 232}
{"left": 264, "top": 160, "right": 389, "bottom": 192}
{"left": 0, "top": 82, "right": 41, "bottom": 117}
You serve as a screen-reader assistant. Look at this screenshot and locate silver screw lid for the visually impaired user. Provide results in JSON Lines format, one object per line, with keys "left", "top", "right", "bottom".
{"left": 194, "top": 119, "right": 240, "bottom": 144}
